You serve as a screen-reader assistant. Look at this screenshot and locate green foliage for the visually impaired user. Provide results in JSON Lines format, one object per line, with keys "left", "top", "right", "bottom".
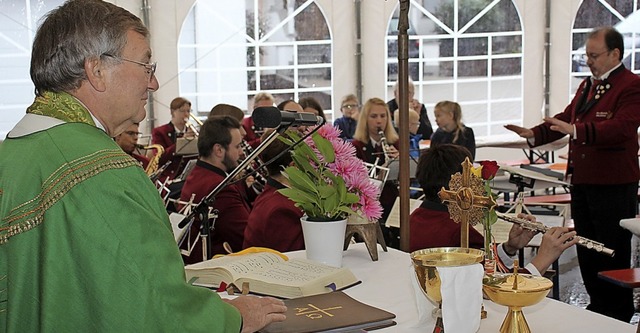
{"left": 278, "top": 130, "right": 358, "bottom": 222}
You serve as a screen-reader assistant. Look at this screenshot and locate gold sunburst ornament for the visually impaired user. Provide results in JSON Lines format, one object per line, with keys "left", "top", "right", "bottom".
{"left": 438, "top": 157, "right": 496, "bottom": 248}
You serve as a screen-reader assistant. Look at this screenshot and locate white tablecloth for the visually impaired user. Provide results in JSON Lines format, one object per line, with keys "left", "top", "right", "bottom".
{"left": 286, "top": 243, "right": 636, "bottom": 332}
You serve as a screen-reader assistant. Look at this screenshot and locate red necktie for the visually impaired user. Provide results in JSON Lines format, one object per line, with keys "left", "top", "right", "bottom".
{"left": 587, "top": 79, "right": 602, "bottom": 100}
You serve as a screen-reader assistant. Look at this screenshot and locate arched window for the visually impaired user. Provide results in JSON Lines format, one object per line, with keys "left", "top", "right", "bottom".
{"left": 386, "top": 0, "right": 523, "bottom": 137}
{"left": 0, "top": 0, "right": 65, "bottom": 138}
{"left": 570, "top": 0, "right": 639, "bottom": 94}
{"left": 178, "top": 0, "right": 333, "bottom": 119}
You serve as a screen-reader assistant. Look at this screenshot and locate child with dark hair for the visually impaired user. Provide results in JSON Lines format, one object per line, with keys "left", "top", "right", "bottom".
{"left": 411, "top": 144, "right": 578, "bottom": 276}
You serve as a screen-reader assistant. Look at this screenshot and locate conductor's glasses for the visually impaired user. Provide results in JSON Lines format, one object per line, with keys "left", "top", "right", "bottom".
{"left": 103, "top": 53, "right": 157, "bottom": 80}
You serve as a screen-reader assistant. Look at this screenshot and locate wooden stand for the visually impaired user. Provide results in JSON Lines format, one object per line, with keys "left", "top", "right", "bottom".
{"left": 344, "top": 222, "right": 388, "bottom": 261}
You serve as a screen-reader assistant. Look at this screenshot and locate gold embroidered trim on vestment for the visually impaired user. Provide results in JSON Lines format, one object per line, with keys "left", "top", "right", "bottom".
{"left": 0, "top": 149, "right": 138, "bottom": 244}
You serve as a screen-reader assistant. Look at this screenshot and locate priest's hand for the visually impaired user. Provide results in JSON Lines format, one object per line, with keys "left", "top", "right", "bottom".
{"left": 225, "top": 295, "right": 287, "bottom": 333}
{"left": 504, "top": 124, "right": 534, "bottom": 139}
{"left": 543, "top": 117, "right": 574, "bottom": 136}
{"left": 531, "top": 227, "right": 579, "bottom": 275}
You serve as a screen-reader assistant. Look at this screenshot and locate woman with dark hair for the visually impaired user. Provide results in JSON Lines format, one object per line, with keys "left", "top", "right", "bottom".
{"left": 299, "top": 96, "right": 326, "bottom": 120}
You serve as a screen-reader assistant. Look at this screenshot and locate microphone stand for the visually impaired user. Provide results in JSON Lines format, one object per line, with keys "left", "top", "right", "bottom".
{"left": 177, "top": 124, "right": 291, "bottom": 261}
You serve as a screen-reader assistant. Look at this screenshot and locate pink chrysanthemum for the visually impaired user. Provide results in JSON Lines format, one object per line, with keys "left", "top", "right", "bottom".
{"left": 292, "top": 123, "right": 382, "bottom": 221}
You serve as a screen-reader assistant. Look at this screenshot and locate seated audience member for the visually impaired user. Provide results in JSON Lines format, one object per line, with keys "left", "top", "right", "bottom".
{"left": 352, "top": 97, "right": 400, "bottom": 246}
{"left": 243, "top": 130, "right": 304, "bottom": 252}
{"left": 151, "top": 96, "right": 197, "bottom": 182}
{"left": 299, "top": 96, "right": 326, "bottom": 120}
{"left": 114, "top": 122, "right": 149, "bottom": 169}
{"left": 411, "top": 144, "right": 579, "bottom": 275}
{"left": 430, "top": 100, "right": 476, "bottom": 159}
{"left": 334, "top": 94, "right": 360, "bottom": 141}
{"left": 180, "top": 116, "right": 251, "bottom": 263}
{"left": 387, "top": 79, "right": 433, "bottom": 139}
{"left": 243, "top": 92, "right": 275, "bottom": 148}
{"left": 394, "top": 108, "right": 422, "bottom": 160}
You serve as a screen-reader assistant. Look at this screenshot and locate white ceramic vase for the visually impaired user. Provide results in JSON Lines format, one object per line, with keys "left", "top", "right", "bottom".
{"left": 300, "top": 216, "right": 348, "bottom": 268}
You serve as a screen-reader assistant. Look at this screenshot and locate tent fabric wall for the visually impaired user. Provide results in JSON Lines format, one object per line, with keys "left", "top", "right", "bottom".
{"left": 110, "top": 0, "right": 577, "bottom": 151}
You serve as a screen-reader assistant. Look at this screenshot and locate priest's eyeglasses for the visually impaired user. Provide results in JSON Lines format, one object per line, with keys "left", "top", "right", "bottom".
{"left": 102, "top": 53, "right": 157, "bottom": 80}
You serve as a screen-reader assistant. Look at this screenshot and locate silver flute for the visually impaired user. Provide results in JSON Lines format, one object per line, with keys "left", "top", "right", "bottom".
{"left": 496, "top": 212, "right": 615, "bottom": 257}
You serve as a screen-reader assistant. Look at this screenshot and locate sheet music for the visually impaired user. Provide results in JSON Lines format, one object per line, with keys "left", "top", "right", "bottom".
{"left": 385, "top": 198, "right": 423, "bottom": 229}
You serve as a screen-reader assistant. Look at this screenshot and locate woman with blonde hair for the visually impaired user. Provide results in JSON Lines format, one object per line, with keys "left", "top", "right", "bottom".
{"left": 431, "top": 100, "right": 476, "bottom": 159}
{"left": 352, "top": 97, "right": 399, "bottom": 165}
{"left": 351, "top": 97, "right": 400, "bottom": 247}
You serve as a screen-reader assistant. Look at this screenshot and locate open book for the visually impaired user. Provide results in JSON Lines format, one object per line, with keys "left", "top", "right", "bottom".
{"left": 260, "top": 291, "right": 396, "bottom": 333}
{"left": 184, "top": 252, "right": 359, "bottom": 299}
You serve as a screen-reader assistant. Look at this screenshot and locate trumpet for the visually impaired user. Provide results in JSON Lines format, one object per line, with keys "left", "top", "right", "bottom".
{"left": 496, "top": 212, "right": 615, "bottom": 257}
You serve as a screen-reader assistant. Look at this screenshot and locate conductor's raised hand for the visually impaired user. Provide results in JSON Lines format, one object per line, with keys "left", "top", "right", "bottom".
{"left": 504, "top": 124, "right": 534, "bottom": 139}
{"left": 225, "top": 295, "right": 287, "bottom": 333}
{"left": 543, "top": 117, "right": 574, "bottom": 136}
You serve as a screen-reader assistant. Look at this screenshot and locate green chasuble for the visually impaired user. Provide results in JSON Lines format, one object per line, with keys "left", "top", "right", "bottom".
{"left": 0, "top": 92, "right": 241, "bottom": 332}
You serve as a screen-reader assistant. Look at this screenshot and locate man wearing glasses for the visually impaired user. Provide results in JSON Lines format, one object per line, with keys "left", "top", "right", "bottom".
{"left": 0, "top": 0, "right": 285, "bottom": 331}
{"left": 114, "top": 122, "right": 149, "bottom": 169}
{"left": 506, "top": 26, "right": 640, "bottom": 322}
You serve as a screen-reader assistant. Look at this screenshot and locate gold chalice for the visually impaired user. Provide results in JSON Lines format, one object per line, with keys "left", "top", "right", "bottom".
{"left": 483, "top": 270, "right": 552, "bottom": 333}
{"left": 411, "top": 247, "right": 484, "bottom": 333}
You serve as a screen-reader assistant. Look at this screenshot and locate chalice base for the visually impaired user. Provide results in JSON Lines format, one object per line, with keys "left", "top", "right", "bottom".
{"left": 499, "top": 307, "right": 531, "bottom": 333}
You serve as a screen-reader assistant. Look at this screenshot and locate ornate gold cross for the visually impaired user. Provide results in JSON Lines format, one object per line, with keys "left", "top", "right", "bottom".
{"left": 438, "top": 157, "right": 496, "bottom": 248}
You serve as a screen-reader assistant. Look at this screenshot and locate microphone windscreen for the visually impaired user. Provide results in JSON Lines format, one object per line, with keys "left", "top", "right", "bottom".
{"left": 252, "top": 107, "right": 282, "bottom": 128}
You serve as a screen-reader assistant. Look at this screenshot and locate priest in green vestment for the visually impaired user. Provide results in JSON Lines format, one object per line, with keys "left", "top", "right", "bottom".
{"left": 0, "top": 1, "right": 286, "bottom": 332}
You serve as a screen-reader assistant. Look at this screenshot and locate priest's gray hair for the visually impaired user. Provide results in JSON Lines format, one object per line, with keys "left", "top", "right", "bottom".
{"left": 30, "top": 0, "right": 149, "bottom": 96}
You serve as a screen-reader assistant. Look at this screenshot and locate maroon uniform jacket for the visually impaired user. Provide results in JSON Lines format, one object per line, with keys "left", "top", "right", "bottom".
{"left": 242, "top": 117, "right": 262, "bottom": 149}
{"left": 409, "top": 201, "right": 484, "bottom": 253}
{"left": 151, "top": 122, "right": 193, "bottom": 182}
{"left": 243, "top": 178, "right": 304, "bottom": 252}
{"left": 351, "top": 138, "right": 400, "bottom": 235}
{"left": 131, "top": 153, "right": 150, "bottom": 170}
{"left": 531, "top": 66, "right": 640, "bottom": 185}
{"left": 180, "top": 160, "right": 250, "bottom": 263}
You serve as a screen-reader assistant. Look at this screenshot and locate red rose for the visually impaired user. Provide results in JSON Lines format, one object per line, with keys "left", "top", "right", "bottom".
{"left": 480, "top": 160, "right": 499, "bottom": 180}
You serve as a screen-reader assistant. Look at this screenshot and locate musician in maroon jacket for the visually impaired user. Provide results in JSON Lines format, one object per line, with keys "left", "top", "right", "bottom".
{"left": 242, "top": 92, "right": 275, "bottom": 148}
{"left": 114, "top": 123, "right": 149, "bottom": 170}
{"left": 243, "top": 130, "right": 304, "bottom": 252}
{"left": 506, "top": 27, "right": 640, "bottom": 321}
{"left": 351, "top": 97, "right": 400, "bottom": 246}
{"left": 151, "top": 97, "right": 196, "bottom": 182}
{"left": 411, "top": 144, "right": 578, "bottom": 276}
{"left": 179, "top": 116, "right": 250, "bottom": 264}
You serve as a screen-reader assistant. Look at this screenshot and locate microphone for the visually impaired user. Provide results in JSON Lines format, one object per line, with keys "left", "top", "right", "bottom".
{"left": 134, "top": 144, "right": 146, "bottom": 149}
{"left": 253, "top": 106, "right": 324, "bottom": 128}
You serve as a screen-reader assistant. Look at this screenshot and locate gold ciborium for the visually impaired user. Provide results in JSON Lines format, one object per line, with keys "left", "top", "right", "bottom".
{"left": 411, "top": 247, "right": 484, "bottom": 333}
{"left": 483, "top": 269, "right": 552, "bottom": 333}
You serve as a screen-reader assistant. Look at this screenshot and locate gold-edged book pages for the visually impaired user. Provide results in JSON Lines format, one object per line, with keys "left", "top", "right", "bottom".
{"left": 184, "top": 252, "right": 360, "bottom": 299}
{"left": 260, "top": 291, "right": 396, "bottom": 333}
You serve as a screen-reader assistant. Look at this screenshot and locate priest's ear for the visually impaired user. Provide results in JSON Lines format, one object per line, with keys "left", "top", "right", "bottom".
{"left": 85, "top": 56, "right": 108, "bottom": 92}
